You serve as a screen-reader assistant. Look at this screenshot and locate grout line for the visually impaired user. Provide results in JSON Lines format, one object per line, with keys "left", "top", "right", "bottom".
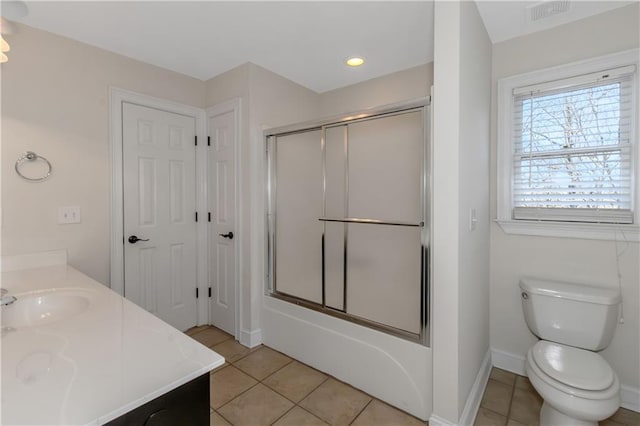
{"left": 268, "top": 404, "right": 296, "bottom": 426}
{"left": 348, "top": 399, "right": 373, "bottom": 425}
{"left": 297, "top": 376, "right": 330, "bottom": 404}
{"left": 236, "top": 358, "right": 293, "bottom": 382}
{"left": 222, "top": 343, "right": 259, "bottom": 365}
{"left": 296, "top": 405, "right": 330, "bottom": 424}
{"left": 216, "top": 381, "right": 262, "bottom": 414}
{"left": 215, "top": 408, "right": 234, "bottom": 425}
{"left": 505, "top": 375, "right": 516, "bottom": 422}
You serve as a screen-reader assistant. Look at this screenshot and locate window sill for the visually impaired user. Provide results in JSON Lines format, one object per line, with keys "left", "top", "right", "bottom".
{"left": 495, "top": 219, "right": 640, "bottom": 242}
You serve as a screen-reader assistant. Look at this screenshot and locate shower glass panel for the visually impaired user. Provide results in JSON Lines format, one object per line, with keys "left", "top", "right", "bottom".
{"left": 273, "top": 129, "right": 323, "bottom": 304}
{"left": 341, "top": 111, "right": 423, "bottom": 334}
{"left": 346, "top": 223, "right": 421, "bottom": 334}
{"left": 346, "top": 112, "right": 422, "bottom": 222}
{"left": 267, "top": 99, "right": 430, "bottom": 344}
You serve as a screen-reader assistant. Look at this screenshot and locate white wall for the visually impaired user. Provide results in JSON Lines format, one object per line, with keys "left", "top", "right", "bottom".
{"left": 1, "top": 24, "right": 205, "bottom": 284}
{"left": 489, "top": 3, "right": 640, "bottom": 410}
{"left": 457, "top": 0, "right": 492, "bottom": 418}
{"left": 432, "top": 1, "right": 462, "bottom": 420}
{"left": 432, "top": 1, "right": 492, "bottom": 423}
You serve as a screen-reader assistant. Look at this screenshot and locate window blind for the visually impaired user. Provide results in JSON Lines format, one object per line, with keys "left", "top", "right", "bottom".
{"left": 512, "top": 66, "right": 635, "bottom": 224}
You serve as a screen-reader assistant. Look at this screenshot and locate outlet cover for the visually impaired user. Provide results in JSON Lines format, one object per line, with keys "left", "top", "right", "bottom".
{"left": 58, "top": 206, "right": 81, "bottom": 224}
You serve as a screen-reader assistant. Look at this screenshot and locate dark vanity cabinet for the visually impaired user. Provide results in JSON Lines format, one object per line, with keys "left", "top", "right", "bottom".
{"left": 106, "top": 373, "right": 209, "bottom": 426}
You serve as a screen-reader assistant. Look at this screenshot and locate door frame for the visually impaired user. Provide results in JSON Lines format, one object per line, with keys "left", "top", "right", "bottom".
{"left": 205, "top": 98, "right": 242, "bottom": 338}
{"left": 109, "top": 87, "right": 209, "bottom": 325}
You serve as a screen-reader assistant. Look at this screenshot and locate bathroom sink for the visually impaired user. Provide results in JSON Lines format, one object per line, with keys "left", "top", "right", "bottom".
{"left": 1, "top": 289, "right": 93, "bottom": 328}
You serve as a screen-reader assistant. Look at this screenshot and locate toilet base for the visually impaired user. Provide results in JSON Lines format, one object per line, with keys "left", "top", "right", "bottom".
{"left": 541, "top": 402, "right": 596, "bottom": 426}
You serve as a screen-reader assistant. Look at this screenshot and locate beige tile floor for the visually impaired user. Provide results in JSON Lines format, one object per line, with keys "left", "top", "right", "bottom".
{"left": 188, "top": 326, "right": 640, "bottom": 426}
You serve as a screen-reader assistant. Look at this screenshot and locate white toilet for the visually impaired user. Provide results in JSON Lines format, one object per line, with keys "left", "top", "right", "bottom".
{"left": 520, "top": 277, "right": 621, "bottom": 426}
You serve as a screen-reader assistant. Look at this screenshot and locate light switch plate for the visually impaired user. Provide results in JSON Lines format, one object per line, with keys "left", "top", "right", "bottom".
{"left": 469, "top": 208, "right": 477, "bottom": 231}
{"left": 58, "top": 206, "right": 81, "bottom": 224}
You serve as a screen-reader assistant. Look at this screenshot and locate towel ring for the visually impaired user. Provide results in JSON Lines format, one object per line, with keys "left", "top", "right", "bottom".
{"left": 15, "top": 151, "right": 52, "bottom": 182}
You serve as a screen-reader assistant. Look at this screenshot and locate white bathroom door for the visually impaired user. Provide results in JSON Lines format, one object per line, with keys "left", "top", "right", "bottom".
{"left": 207, "top": 109, "right": 237, "bottom": 335}
{"left": 122, "top": 102, "right": 198, "bottom": 332}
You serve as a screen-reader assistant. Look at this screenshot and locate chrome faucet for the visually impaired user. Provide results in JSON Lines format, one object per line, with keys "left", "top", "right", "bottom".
{"left": 0, "top": 288, "right": 17, "bottom": 306}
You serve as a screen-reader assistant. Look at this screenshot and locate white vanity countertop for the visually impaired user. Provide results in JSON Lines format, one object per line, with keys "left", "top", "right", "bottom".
{"left": 1, "top": 264, "right": 225, "bottom": 425}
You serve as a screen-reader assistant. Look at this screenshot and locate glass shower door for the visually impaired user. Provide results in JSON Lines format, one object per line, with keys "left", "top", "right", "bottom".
{"left": 273, "top": 129, "right": 323, "bottom": 304}
{"left": 268, "top": 102, "right": 429, "bottom": 343}
{"left": 324, "top": 111, "right": 424, "bottom": 335}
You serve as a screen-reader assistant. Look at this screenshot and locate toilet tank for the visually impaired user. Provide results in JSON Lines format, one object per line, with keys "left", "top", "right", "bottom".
{"left": 519, "top": 278, "right": 621, "bottom": 351}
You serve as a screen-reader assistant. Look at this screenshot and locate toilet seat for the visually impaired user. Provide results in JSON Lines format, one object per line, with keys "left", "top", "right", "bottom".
{"left": 527, "top": 342, "right": 619, "bottom": 400}
{"left": 531, "top": 341, "right": 614, "bottom": 391}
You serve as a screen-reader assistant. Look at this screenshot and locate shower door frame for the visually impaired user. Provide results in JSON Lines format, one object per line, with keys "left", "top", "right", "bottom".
{"left": 265, "top": 97, "right": 432, "bottom": 346}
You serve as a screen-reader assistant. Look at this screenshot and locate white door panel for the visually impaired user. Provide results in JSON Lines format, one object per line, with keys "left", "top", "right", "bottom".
{"left": 123, "top": 103, "right": 197, "bottom": 331}
{"left": 208, "top": 110, "right": 237, "bottom": 335}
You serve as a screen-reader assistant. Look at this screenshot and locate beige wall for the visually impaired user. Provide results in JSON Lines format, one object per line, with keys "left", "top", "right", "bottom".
{"left": 1, "top": 24, "right": 205, "bottom": 284}
{"left": 319, "top": 63, "right": 433, "bottom": 116}
{"left": 489, "top": 3, "right": 640, "bottom": 405}
{"left": 432, "top": 1, "right": 492, "bottom": 422}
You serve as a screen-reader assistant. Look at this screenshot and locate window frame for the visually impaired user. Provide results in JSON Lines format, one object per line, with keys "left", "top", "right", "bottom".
{"left": 496, "top": 49, "right": 640, "bottom": 241}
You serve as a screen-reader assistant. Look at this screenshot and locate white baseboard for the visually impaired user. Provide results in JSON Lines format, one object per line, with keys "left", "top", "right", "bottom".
{"left": 239, "top": 328, "right": 262, "bottom": 348}
{"left": 492, "top": 347, "right": 640, "bottom": 414}
{"left": 428, "top": 414, "right": 457, "bottom": 426}
{"left": 459, "top": 350, "right": 492, "bottom": 426}
{"left": 429, "top": 350, "right": 492, "bottom": 426}
{"left": 491, "top": 348, "right": 526, "bottom": 376}
{"left": 621, "top": 384, "right": 640, "bottom": 413}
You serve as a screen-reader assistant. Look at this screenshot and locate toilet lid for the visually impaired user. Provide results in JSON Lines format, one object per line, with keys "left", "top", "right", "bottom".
{"left": 531, "top": 341, "right": 614, "bottom": 391}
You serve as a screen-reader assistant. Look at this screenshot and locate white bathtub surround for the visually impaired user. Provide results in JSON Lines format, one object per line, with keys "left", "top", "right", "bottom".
{"left": 1, "top": 256, "right": 224, "bottom": 425}
{"left": 262, "top": 296, "right": 432, "bottom": 420}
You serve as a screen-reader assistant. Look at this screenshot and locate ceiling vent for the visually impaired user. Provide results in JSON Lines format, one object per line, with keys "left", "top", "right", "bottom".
{"left": 527, "top": 0, "right": 571, "bottom": 22}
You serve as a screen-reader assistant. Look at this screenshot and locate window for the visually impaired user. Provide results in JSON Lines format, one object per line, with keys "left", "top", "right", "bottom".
{"left": 497, "top": 50, "right": 640, "bottom": 240}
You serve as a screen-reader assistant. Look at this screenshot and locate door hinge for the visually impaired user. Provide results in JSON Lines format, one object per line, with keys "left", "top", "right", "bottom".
{"left": 208, "top": 287, "right": 212, "bottom": 298}
{"left": 208, "top": 212, "right": 211, "bottom": 222}
{"left": 195, "top": 212, "right": 198, "bottom": 222}
{"left": 196, "top": 288, "right": 199, "bottom": 298}
{"left": 195, "top": 135, "right": 198, "bottom": 146}
{"left": 207, "top": 136, "right": 211, "bottom": 146}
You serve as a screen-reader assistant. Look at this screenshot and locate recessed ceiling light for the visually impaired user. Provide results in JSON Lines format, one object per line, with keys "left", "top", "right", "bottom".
{"left": 346, "top": 57, "right": 365, "bottom": 67}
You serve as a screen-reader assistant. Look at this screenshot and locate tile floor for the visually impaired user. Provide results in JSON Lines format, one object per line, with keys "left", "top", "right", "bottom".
{"left": 187, "top": 326, "right": 640, "bottom": 426}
